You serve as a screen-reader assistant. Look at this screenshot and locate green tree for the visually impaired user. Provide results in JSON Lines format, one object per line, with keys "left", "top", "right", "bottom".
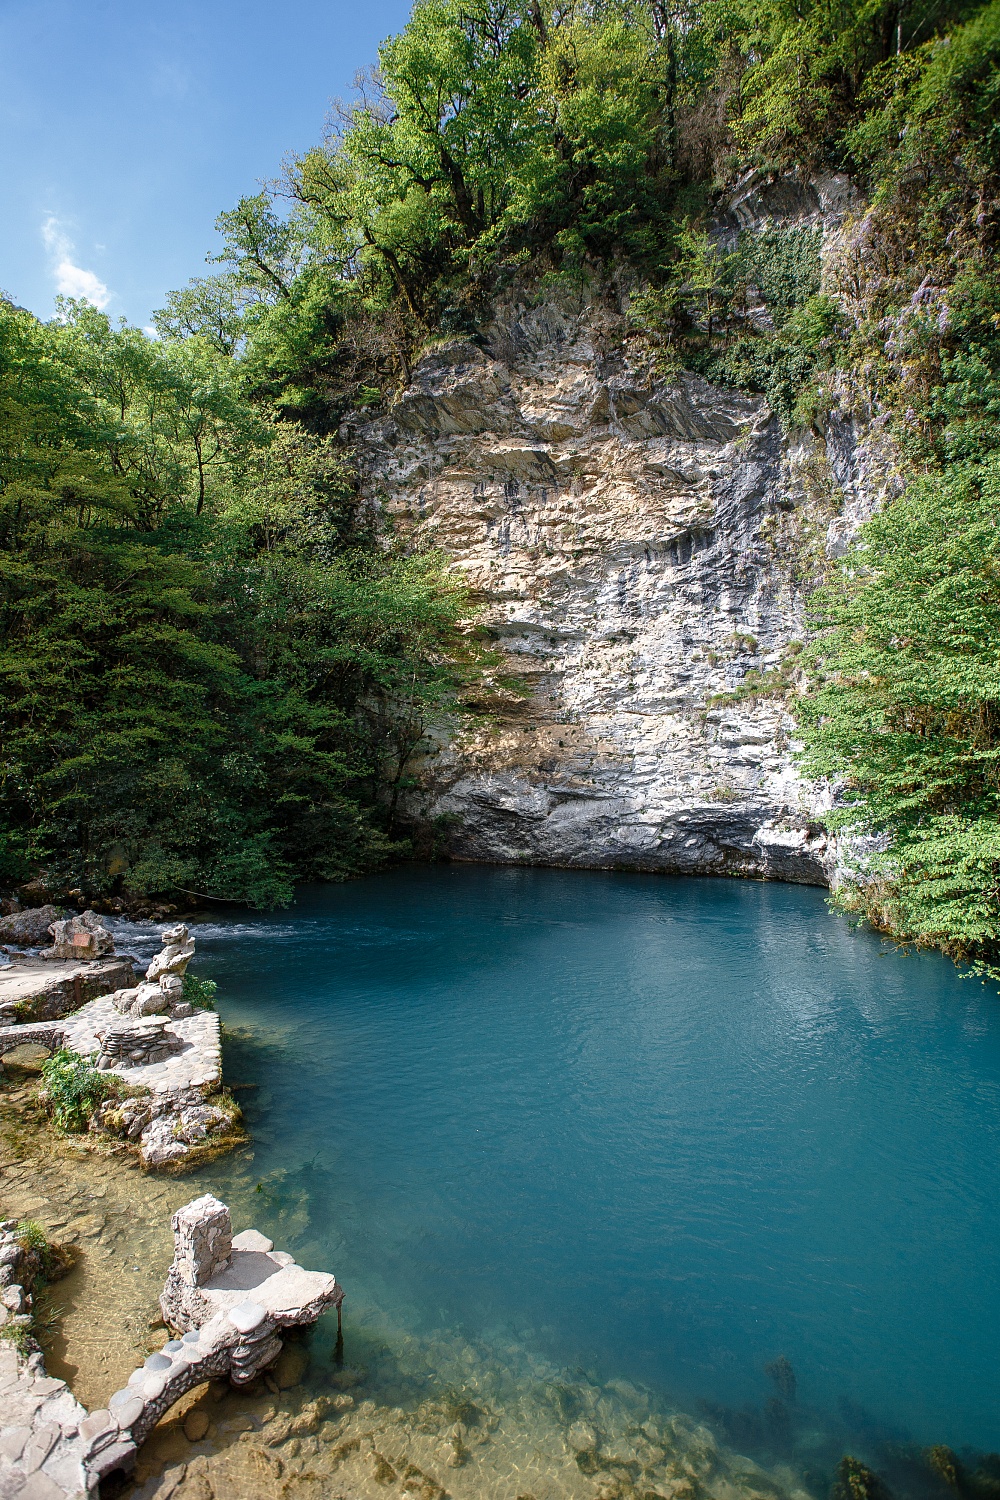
{"left": 0, "top": 298, "right": 481, "bottom": 908}
{"left": 798, "top": 457, "right": 1000, "bottom": 965}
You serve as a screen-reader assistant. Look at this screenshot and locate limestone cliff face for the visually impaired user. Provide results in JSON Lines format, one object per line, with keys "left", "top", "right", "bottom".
{"left": 346, "top": 177, "right": 889, "bottom": 884}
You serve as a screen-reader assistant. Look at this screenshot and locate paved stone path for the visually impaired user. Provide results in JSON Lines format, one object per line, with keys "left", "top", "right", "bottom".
{"left": 0, "top": 1341, "right": 98, "bottom": 1499}
{"left": 0, "top": 1004, "right": 221, "bottom": 1096}
{"left": 61, "top": 1001, "right": 221, "bottom": 1094}
{"left": 0, "top": 1198, "right": 343, "bottom": 1496}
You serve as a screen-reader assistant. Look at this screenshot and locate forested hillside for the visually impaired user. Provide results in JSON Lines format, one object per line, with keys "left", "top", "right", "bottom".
{"left": 3, "top": 0, "right": 1000, "bottom": 964}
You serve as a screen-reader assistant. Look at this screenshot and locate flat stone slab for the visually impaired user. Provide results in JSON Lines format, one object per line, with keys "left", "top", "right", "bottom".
{"left": 202, "top": 1250, "right": 338, "bottom": 1321}
{"left": 0, "top": 959, "right": 135, "bottom": 1025}
{"left": 60, "top": 999, "right": 221, "bottom": 1093}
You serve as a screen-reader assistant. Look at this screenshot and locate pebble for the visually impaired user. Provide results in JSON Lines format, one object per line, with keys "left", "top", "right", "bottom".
{"left": 183, "top": 1409, "right": 211, "bottom": 1442}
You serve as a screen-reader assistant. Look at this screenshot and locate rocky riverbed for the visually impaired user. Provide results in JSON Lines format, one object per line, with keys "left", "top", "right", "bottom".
{"left": 1, "top": 1078, "right": 816, "bottom": 1500}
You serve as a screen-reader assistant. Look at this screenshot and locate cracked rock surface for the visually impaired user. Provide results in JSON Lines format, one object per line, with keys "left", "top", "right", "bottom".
{"left": 0, "top": 1339, "right": 94, "bottom": 1499}
{"left": 348, "top": 182, "right": 891, "bottom": 884}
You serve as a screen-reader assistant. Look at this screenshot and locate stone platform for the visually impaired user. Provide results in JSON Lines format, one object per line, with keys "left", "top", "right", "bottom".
{"left": 0, "top": 1003, "right": 220, "bottom": 1096}
{"left": 103, "top": 1196, "right": 343, "bottom": 1458}
{"left": 62, "top": 999, "right": 221, "bottom": 1094}
{"left": 0, "top": 922, "right": 231, "bottom": 1168}
{"left": 0, "top": 1196, "right": 345, "bottom": 1494}
{"left": 0, "top": 959, "right": 135, "bottom": 1027}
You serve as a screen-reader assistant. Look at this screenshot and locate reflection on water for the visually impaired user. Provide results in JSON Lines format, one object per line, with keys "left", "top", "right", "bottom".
{"left": 74, "top": 868, "right": 1000, "bottom": 1496}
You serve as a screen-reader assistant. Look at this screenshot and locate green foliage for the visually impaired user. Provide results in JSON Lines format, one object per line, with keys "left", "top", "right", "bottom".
{"left": 0, "top": 298, "right": 482, "bottom": 907}
{"left": 706, "top": 0, "right": 980, "bottom": 169}
{"left": 182, "top": 972, "right": 218, "bottom": 1011}
{"left": 3, "top": 0, "right": 999, "bottom": 963}
{"left": 40, "top": 1049, "right": 119, "bottom": 1133}
{"left": 734, "top": 229, "right": 824, "bottom": 325}
{"left": 629, "top": 224, "right": 838, "bottom": 428}
{"left": 14, "top": 1219, "right": 48, "bottom": 1253}
{"left": 798, "top": 458, "right": 1000, "bottom": 965}
{"left": 135, "top": 0, "right": 983, "bottom": 426}
{"left": 768, "top": 2, "right": 1000, "bottom": 968}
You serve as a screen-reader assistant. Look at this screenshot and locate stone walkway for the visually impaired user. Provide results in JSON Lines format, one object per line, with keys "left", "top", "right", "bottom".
{"left": 0, "top": 1004, "right": 220, "bottom": 1098}
{"left": 0, "top": 1196, "right": 343, "bottom": 1497}
{"left": 61, "top": 1002, "right": 221, "bottom": 1095}
{"left": 0, "top": 1341, "right": 99, "bottom": 1499}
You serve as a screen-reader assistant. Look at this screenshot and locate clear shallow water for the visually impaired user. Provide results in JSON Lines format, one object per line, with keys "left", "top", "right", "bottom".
{"left": 135, "top": 867, "right": 1000, "bottom": 1480}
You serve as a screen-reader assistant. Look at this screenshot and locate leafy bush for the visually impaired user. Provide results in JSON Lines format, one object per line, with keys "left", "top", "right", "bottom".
{"left": 798, "top": 457, "right": 1000, "bottom": 969}
{"left": 40, "top": 1049, "right": 118, "bottom": 1133}
{"left": 182, "top": 972, "right": 218, "bottom": 1011}
{"left": 628, "top": 225, "right": 838, "bottom": 429}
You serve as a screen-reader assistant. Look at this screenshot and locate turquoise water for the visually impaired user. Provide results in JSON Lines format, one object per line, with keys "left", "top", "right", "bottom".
{"left": 162, "top": 867, "right": 999, "bottom": 1481}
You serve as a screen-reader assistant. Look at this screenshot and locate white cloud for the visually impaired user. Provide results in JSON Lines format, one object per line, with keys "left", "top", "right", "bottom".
{"left": 41, "top": 216, "right": 112, "bottom": 310}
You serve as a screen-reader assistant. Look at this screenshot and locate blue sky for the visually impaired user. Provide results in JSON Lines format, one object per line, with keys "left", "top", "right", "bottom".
{"left": 0, "top": 0, "right": 412, "bottom": 327}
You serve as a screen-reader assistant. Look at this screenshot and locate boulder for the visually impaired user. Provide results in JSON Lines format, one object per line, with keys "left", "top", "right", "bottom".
{"left": 0, "top": 904, "right": 63, "bottom": 948}
{"left": 183, "top": 1409, "right": 210, "bottom": 1442}
{"left": 133, "top": 982, "right": 171, "bottom": 1016}
{"left": 46, "top": 911, "right": 114, "bottom": 961}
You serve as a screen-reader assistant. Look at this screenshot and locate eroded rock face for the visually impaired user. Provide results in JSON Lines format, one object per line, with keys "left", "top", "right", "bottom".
{"left": 348, "top": 186, "right": 890, "bottom": 885}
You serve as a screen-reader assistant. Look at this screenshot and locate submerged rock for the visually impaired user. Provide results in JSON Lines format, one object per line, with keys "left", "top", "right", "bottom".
{"left": 273, "top": 1343, "right": 309, "bottom": 1390}
{"left": 833, "top": 1456, "right": 894, "bottom": 1500}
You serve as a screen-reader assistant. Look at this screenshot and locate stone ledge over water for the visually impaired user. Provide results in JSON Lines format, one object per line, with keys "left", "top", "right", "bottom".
{"left": 0, "top": 921, "right": 239, "bottom": 1172}
{"left": 0, "top": 1191, "right": 343, "bottom": 1496}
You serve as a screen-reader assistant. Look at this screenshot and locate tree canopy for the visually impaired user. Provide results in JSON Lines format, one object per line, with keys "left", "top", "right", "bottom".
{"left": 0, "top": 299, "right": 479, "bottom": 908}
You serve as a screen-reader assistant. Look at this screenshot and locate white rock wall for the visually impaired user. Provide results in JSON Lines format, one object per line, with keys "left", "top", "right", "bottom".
{"left": 346, "top": 177, "right": 890, "bottom": 885}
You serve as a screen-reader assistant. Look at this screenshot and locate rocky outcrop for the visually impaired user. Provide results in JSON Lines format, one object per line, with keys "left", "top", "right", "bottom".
{"left": 347, "top": 179, "right": 891, "bottom": 884}
{"left": 0, "top": 904, "right": 65, "bottom": 948}
{"left": 90, "top": 1086, "right": 238, "bottom": 1170}
{"left": 45, "top": 912, "right": 114, "bottom": 962}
